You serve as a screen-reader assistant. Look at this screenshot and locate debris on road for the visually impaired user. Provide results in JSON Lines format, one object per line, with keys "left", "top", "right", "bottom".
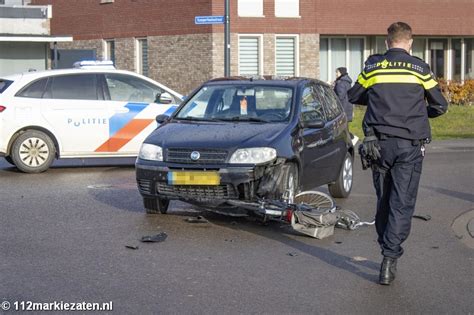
{"left": 351, "top": 256, "right": 368, "bottom": 262}
{"left": 185, "top": 216, "right": 209, "bottom": 224}
{"left": 413, "top": 214, "right": 432, "bottom": 221}
{"left": 125, "top": 245, "right": 139, "bottom": 250}
{"left": 140, "top": 232, "right": 168, "bottom": 243}
{"left": 287, "top": 252, "right": 299, "bottom": 257}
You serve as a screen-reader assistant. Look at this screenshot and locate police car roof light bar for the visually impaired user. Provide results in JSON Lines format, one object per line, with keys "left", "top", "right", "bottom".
{"left": 73, "top": 60, "right": 115, "bottom": 70}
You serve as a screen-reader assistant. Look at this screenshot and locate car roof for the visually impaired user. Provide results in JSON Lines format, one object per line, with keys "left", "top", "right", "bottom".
{"left": 2, "top": 68, "right": 144, "bottom": 80}
{"left": 1, "top": 68, "right": 183, "bottom": 98}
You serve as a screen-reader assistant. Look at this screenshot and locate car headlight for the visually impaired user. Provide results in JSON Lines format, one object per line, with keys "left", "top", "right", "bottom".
{"left": 139, "top": 143, "right": 163, "bottom": 161}
{"left": 229, "top": 147, "right": 277, "bottom": 164}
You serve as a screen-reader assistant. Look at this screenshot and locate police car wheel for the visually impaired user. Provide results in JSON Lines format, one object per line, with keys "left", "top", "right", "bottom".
{"left": 328, "top": 152, "right": 353, "bottom": 198}
{"left": 11, "top": 130, "right": 56, "bottom": 173}
{"left": 143, "top": 197, "right": 170, "bottom": 214}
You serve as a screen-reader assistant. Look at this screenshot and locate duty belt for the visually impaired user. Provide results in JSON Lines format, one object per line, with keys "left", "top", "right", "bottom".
{"left": 377, "top": 133, "right": 430, "bottom": 146}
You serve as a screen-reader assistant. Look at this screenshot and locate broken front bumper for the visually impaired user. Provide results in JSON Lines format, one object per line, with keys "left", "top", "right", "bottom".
{"left": 135, "top": 159, "right": 285, "bottom": 203}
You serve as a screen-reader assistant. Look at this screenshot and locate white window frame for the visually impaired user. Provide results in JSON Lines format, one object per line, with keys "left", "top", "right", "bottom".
{"left": 103, "top": 39, "right": 115, "bottom": 62}
{"left": 410, "top": 37, "right": 428, "bottom": 62}
{"left": 320, "top": 36, "right": 366, "bottom": 82}
{"left": 238, "top": 0, "right": 264, "bottom": 17}
{"left": 238, "top": 34, "right": 264, "bottom": 76}
{"left": 450, "top": 37, "right": 474, "bottom": 82}
{"left": 274, "top": 34, "right": 299, "bottom": 76}
{"left": 135, "top": 37, "right": 148, "bottom": 75}
{"left": 427, "top": 37, "right": 451, "bottom": 80}
{"left": 275, "top": 0, "right": 300, "bottom": 18}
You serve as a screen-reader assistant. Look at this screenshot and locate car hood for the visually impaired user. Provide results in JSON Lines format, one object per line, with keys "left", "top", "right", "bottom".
{"left": 145, "top": 121, "right": 289, "bottom": 150}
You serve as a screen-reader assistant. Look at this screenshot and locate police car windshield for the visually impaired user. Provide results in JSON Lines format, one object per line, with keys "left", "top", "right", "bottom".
{"left": 175, "top": 85, "right": 293, "bottom": 123}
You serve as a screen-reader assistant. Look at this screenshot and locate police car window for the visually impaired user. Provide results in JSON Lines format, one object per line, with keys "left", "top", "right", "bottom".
{"left": 300, "top": 86, "right": 325, "bottom": 123}
{"left": 319, "top": 85, "right": 342, "bottom": 121}
{"left": 105, "top": 74, "right": 168, "bottom": 103}
{"left": 47, "top": 74, "right": 98, "bottom": 100}
{"left": 16, "top": 78, "right": 48, "bottom": 98}
{"left": 0, "top": 79, "right": 14, "bottom": 94}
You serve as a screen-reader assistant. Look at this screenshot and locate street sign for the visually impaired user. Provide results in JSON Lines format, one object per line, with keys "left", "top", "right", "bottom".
{"left": 195, "top": 15, "right": 225, "bottom": 25}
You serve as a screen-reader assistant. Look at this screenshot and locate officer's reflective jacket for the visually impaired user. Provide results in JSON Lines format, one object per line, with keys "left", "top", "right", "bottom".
{"left": 348, "top": 48, "right": 448, "bottom": 140}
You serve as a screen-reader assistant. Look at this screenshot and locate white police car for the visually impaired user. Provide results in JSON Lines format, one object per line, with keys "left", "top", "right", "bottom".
{"left": 0, "top": 61, "right": 182, "bottom": 173}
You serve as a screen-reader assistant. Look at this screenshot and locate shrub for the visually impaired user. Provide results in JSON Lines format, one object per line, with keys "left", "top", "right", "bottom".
{"left": 438, "top": 79, "right": 474, "bottom": 106}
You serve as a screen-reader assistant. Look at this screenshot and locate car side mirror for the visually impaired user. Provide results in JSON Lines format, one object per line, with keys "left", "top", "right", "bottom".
{"left": 156, "top": 114, "right": 170, "bottom": 124}
{"left": 304, "top": 119, "right": 325, "bottom": 129}
{"left": 157, "top": 92, "right": 174, "bottom": 104}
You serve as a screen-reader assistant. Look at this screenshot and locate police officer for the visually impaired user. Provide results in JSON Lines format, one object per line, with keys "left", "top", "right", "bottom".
{"left": 348, "top": 22, "right": 448, "bottom": 285}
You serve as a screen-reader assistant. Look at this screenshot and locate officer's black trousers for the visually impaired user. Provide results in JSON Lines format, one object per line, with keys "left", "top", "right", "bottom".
{"left": 372, "top": 137, "right": 424, "bottom": 259}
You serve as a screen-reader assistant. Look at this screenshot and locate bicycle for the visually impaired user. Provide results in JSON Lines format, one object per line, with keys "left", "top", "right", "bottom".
{"left": 227, "top": 190, "right": 374, "bottom": 238}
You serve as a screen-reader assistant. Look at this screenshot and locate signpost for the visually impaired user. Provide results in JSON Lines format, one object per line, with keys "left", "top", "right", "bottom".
{"left": 224, "top": 0, "right": 230, "bottom": 77}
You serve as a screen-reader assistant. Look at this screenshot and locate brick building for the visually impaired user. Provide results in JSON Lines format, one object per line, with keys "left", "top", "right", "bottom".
{"left": 31, "top": 0, "right": 474, "bottom": 94}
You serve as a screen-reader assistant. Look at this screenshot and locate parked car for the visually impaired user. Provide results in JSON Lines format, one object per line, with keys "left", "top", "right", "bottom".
{"left": 0, "top": 61, "right": 182, "bottom": 173}
{"left": 135, "top": 76, "right": 354, "bottom": 215}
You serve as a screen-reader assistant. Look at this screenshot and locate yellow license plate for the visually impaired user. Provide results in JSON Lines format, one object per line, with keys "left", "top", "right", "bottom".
{"left": 167, "top": 171, "right": 220, "bottom": 186}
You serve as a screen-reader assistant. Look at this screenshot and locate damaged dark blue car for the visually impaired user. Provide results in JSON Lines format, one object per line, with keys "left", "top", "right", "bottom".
{"left": 135, "top": 77, "right": 354, "bottom": 215}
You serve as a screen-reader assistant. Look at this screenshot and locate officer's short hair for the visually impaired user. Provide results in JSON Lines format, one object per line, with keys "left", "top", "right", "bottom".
{"left": 387, "top": 22, "right": 412, "bottom": 45}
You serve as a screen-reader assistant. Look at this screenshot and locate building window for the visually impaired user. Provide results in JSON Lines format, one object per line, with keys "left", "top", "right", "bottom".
{"left": 275, "top": 36, "right": 298, "bottom": 76}
{"left": 238, "top": 0, "right": 263, "bottom": 17}
{"left": 319, "top": 37, "right": 365, "bottom": 83}
{"left": 275, "top": 0, "right": 299, "bottom": 18}
{"left": 429, "top": 39, "right": 448, "bottom": 79}
{"left": 375, "top": 37, "right": 386, "bottom": 54}
{"left": 349, "top": 38, "right": 364, "bottom": 81}
{"left": 136, "top": 38, "right": 148, "bottom": 77}
{"left": 452, "top": 39, "right": 463, "bottom": 81}
{"left": 331, "top": 38, "right": 346, "bottom": 76}
{"left": 239, "top": 36, "right": 262, "bottom": 75}
{"left": 412, "top": 38, "right": 426, "bottom": 60}
{"left": 104, "top": 40, "right": 115, "bottom": 64}
{"left": 465, "top": 38, "right": 474, "bottom": 80}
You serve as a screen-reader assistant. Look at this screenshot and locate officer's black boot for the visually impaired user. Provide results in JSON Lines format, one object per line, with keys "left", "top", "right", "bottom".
{"left": 379, "top": 257, "right": 397, "bottom": 285}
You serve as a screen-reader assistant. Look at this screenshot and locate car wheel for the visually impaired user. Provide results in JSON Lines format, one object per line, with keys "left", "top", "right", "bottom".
{"left": 143, "top": 197, "right": 170, "bottom": 214}
{"left": 280, "top": 163, "right": 299, "bottom": 203}
{"left": 11, "top": 130, "right": 56, "bottom": 173}
{"left": 328, "top": 152, "right": 353, "bottom": 198}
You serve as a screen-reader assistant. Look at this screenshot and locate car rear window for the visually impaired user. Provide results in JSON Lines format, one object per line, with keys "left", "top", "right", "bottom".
{"left": 0, "top": 79, "right": 14, "bottom": 94}
{"left": 16, "top": 78, "right": 48, "bottom": 98}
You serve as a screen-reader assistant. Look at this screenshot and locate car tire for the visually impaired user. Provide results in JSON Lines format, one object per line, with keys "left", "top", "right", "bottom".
{"left": 328, "top": 152, "right": 353, "bottom": 198}
{"left": 279, "top": 162, "right": 299, "bottom": 203}
{"left": 11, "top": 130, "right": 56, "bottom": 173}
{"left": 143, "top": 197, "right": 170, "bottom": 214}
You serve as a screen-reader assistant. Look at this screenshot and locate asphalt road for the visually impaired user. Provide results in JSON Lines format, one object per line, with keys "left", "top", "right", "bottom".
{"left": 1, "top": 140, "right": 473, "bottom": 314}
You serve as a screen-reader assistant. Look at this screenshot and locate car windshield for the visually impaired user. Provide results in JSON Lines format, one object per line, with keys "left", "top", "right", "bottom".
{"left": 175, "top": 84, "right": 293, "bottom": 122}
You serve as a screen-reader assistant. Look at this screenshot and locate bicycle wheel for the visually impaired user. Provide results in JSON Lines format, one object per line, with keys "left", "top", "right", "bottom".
{"left": 294, "top": 191, "right": 335, "bottom": 211}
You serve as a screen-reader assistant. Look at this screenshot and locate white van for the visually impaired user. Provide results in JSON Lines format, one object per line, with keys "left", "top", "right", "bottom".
{"left": 0, "top": 61, "right": 182, "bottom": 173}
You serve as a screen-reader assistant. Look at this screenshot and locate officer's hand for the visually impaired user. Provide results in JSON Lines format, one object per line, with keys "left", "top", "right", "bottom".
{"left": 362, "top": 135, "right": 381, "bottom": 160}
